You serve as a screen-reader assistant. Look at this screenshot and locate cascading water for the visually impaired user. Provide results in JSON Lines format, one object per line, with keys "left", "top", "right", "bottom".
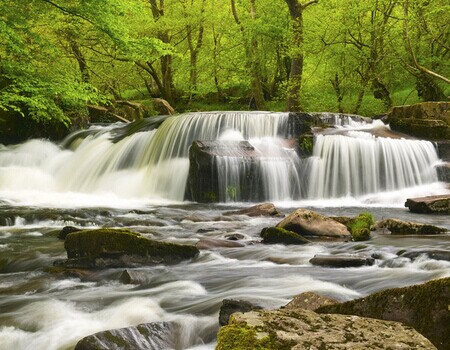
{"left": 0, "top": 111, "right": 445, "bottom": 205}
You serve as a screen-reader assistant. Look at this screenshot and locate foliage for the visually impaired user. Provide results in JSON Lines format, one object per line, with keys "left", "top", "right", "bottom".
{"left": 0, "top": 0, "right": 448, "bottom": 129}
{"left": 348, "top": 212, "right": 375, "bottom": 241}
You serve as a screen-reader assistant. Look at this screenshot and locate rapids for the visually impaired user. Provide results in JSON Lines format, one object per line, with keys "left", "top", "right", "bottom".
{"left": 0, "top": 111, "right": 449, "bottom": 349}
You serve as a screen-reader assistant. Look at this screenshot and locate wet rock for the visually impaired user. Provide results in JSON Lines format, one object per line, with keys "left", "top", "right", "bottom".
{"left": 436, "top": 162, "right": 450, "bottom": 183}
{"left": 186, "top": 140, "right": 262, "bottom": 203}
{"left": 217, "top": 308, "right": 435, "bottom": 350}
{"left": 387, "top": 102, "right": 450, "bottom": 140}
{"left": 57, "top": 228, "right": 199, "bottom": 269}
{"left": 219, "top": 299, "right": 263, "bottom": 326}
{"left": 400, "top": 249, "right": 450, "bottom": 262}
{"left": 405, "top": 194, "right": 450, "bottom": 214}
{"left": 316, "top": 277, "right": 450, "bottom": 349}
{"left": 58, "top": 226, "right": 81, "bottom": 240}
{"left": 195, "top": 237, "right": 245, "bottom": 249}
{"left": 119, "top": 269, "right": 147, "bottom": 285}
{"left": 436, "top": 140, "right": 450, "bottom": 162}
{"left": 283, "top": 292, "right": 338, "bottom": 311}
{"left": 276, "top": 209, "right": 352, "bottom": 242}
{"left": 375, "top": 218, "right": 448, "bottom": 235}
{"left": 224, "top": 233, "right": 245, "bottom": 241}
{"left": 222, "top": 203, "right": 283, "bottom": 217}
{"left": 75, "top": 321, "right": 177, "bottom": 350}
{"left": 309, "top": 254, "right": 375, "bottom": 268}
{"left": 260, "top": 227, "right": 310, "bottom": 245}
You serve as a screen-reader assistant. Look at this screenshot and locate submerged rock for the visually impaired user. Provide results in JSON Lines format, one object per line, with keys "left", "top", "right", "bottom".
{"left": 260, "top": 227, "right": 310, "bottom": 245}
{"left": 405, "top": 194, "right": 450, "bottom": 214}
{"left": 57, "top": 228, "right": 199, "bottom": 269}
{"left": 195, "top": 237, "right": 245, "bottom": 249}
{"left": 75, "top": 321, "right": 176, "bottom": 350}
{"left": 276, "top": 209, "right": 352, "bottom": 242}
{"left": 309, "top": 254, "right": 375, "bottom": 268}
{"left": 222, "top": 203, "right": 283, "bottom": 217}
{"left": 219, "top": 299, "right": 263, "bottom": 326}
{"left": 316, "top": 277, "right": 450, "bottom": 349}
{"left": 283, "top": 292, "right": 338, "bottom": 311}
{"left": 375, "top": 218, "right": 448, "bottom": 235}
{"left": 400, "top": 249, "right": 450, "bottom": 262}
{"left": 217, "top": 309, "right": 435, "bottom": 350}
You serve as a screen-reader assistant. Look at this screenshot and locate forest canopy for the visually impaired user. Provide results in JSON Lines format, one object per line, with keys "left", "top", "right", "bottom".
{"left": 0, "top": 0, "right": 449, "bottom": 125}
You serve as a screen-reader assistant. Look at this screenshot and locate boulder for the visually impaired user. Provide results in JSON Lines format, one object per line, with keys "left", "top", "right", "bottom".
{"left": 436, "top": 163, "right": 450, "bottom": 183}
{"left": 283, "top": 292, "right": 338, "bottom": 311}
{"left": 387, "top": 102, "right": 450, "bottom": 140}
{"left": 217, "top": 309, "right": 435, "bottom": 350}
{"left": 405, "top": 194, "right": 450, "bottom": 214}
{"left": 260, "top": 227, "right": 311, "bottom": 245}
{"left": 375, "top": 218, "right": 448, "bottom": 235}
{"left": 223, "top": 203, "right": 283, "bottom": 217}
{"left": 58, "top": 226, "right": 81, "bottom": 240}
{"left": 316, "top": 277, "right": 450, "bottom": 349}
{"left": 186, "top": 140, "right": 262, "bottom": 203}
{"left": 219, "top": 299, "right": 263, "bottom": 326}
{"left": 75, "top": 321, "right": 176, "bottom": 350}
{"left": 309, "top": 254, "right": 375, "bottom": 268}
{"left": 275, "top": 209, "right": 352, "bottom": 242}
{"left": 119, "top": 269, "right": 147, "bottom": 285}
{"left": 195, "top": 237, "right": 245, "bottom": 249}
{"left": 56, "top": 228, "right": 199, "bottom": 269}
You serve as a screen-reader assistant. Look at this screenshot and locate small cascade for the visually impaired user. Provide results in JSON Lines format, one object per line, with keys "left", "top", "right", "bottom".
{"left": 307, "top": 132, "right": 439, "bottom": 199}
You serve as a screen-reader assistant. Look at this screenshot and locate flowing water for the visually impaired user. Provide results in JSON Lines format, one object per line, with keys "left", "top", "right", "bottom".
{"left": 0, "top": 111, "right": 449, "bottom": 349}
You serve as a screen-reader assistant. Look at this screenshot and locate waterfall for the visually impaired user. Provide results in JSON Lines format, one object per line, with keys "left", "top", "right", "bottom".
{"left": 0, "top": 111, "right": 443, "bottom": 205}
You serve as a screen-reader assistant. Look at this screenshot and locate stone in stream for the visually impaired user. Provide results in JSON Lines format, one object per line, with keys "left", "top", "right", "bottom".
{"left": 316, "top": 277, "right": 450, "bottom": 349}
{"left": 374, "top": 218, "right": 448, "bottom": 235}
{"left": 58, "top": 226, "right": 81, "bottom": 240}
{"left": 119, "top": 269, "right": 147, "bottom": 285}
{"left": 275, "top": 209, "right": 352, "bottom": 242}
{"left": 219, "top": 299, "right": 263, "bottom": 326}
{"left": 74, "top": 321, "right": 177, "bottom": 350}
{"left": 309, "top": 254, "right": 375, "bottom": 268}
{"left": 400, "top": 249, "right": 450, "bottom": 262}
{"left": 55, "top": 228, "right": 199, "bottom": 269}
{"left": 283, "top": 292, "right": 338, "bottom": 311}
{"left": 195, "top": 237, "right": 245, "bottom": 249}
{"left": 216, "top": 309, "right": 435, "bottom": 350}
{"left": 222, "top": 203, "right": 283, "bottom": 217}
{"left": 405, "top": 194, "right": 450, "bottom": 214}
{"left": 260, "top": 227, "right": 311, "bottom": 245}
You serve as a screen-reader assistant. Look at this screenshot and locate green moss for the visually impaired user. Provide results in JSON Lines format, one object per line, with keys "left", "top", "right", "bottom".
{"left": 202, "top": 191, "right": 218, "bottom": 202}
{"left": 299, "top": 134, "right": 314, "bottom": 156}
{"left": 347, "top": 212, "right": 374, "bottom": 241}
{"left": 261, "top": 227, "right": 310, "bottom": 245}
{"left": 64, "top": 228, "right": 199, "bottom": 261}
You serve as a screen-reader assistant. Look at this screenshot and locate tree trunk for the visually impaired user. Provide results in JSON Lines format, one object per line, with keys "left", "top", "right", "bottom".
{"left": 284, "top": 0, "right": 317, "bottom": 111}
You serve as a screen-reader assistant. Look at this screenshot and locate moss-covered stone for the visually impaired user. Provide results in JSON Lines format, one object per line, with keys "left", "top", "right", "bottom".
{"left": 316, "top": 277, "right": 450, "bottom": 349}
{"left": 346, "top": 212, "right": 374, "bottom": 241}
{"left": 261, "top": 227, "right": 310, "bottom": 245}
{"left": 61, "top": 228, "right": 199, "bottom": 269}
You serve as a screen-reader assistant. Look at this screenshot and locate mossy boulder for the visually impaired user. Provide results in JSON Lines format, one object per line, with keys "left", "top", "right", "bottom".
{"left": 375, "top": 218, "right": 448, "bottom": 235}
{"left": 275, "top": 209, "right": 351, "bottom": 242}
{"left": 219, "top": 299, "right": 263, "bottom": 326}
{"left": 75, "top": 321, "right": 176, "bottom": 350}
{"left": 59, "top": 228, "right": 199, "bottom": 269}
{"left": 345, "top": 212, "right": 375, "bottom": 241}
{"left": 216, "top": 309, "right": 435, "bottom": 350}
{"left": 316, "top": 277, "right": 450, "bottom": 349}
{"left": 283, "top": 292, "right": 338, "bottom": 311}
{"left": 260, "top": 227, "right": 311, "bottom": 245}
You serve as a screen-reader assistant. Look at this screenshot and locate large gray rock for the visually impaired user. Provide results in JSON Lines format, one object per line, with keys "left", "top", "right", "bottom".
{"left": 217, "top": 309, "right": 435, "bottom": 349}
{"left": 276, "top": 209, "right": 352, "bottom": 242}
{"left": 55, "top": 228, "right": 199, "bottom": 269}
{"left": 316, "top": 277, "right": 450, "bottom": 349}
{"left": 405, "top": 194, "right": 450, "bottom": 214}
{"left": 375, "top": 218, "right": 448, "bottom": 235}
{"left": 283, "top": 292, "right": 338, "bottom": 311}
{"left": 75, "top": 321, "right": 176, "bottom": 350}
{"left": 219, "top": 299, "right": 263, "bottom": 326}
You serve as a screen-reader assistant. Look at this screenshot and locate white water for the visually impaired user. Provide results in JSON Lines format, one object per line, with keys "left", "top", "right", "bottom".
{"left": 0, "top": 111, "right": 447, "bottom": 208}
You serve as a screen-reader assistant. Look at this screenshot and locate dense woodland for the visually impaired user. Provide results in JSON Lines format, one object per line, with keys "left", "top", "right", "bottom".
{"left": 0, "top": 0, "right": 449, "bottom": 128}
